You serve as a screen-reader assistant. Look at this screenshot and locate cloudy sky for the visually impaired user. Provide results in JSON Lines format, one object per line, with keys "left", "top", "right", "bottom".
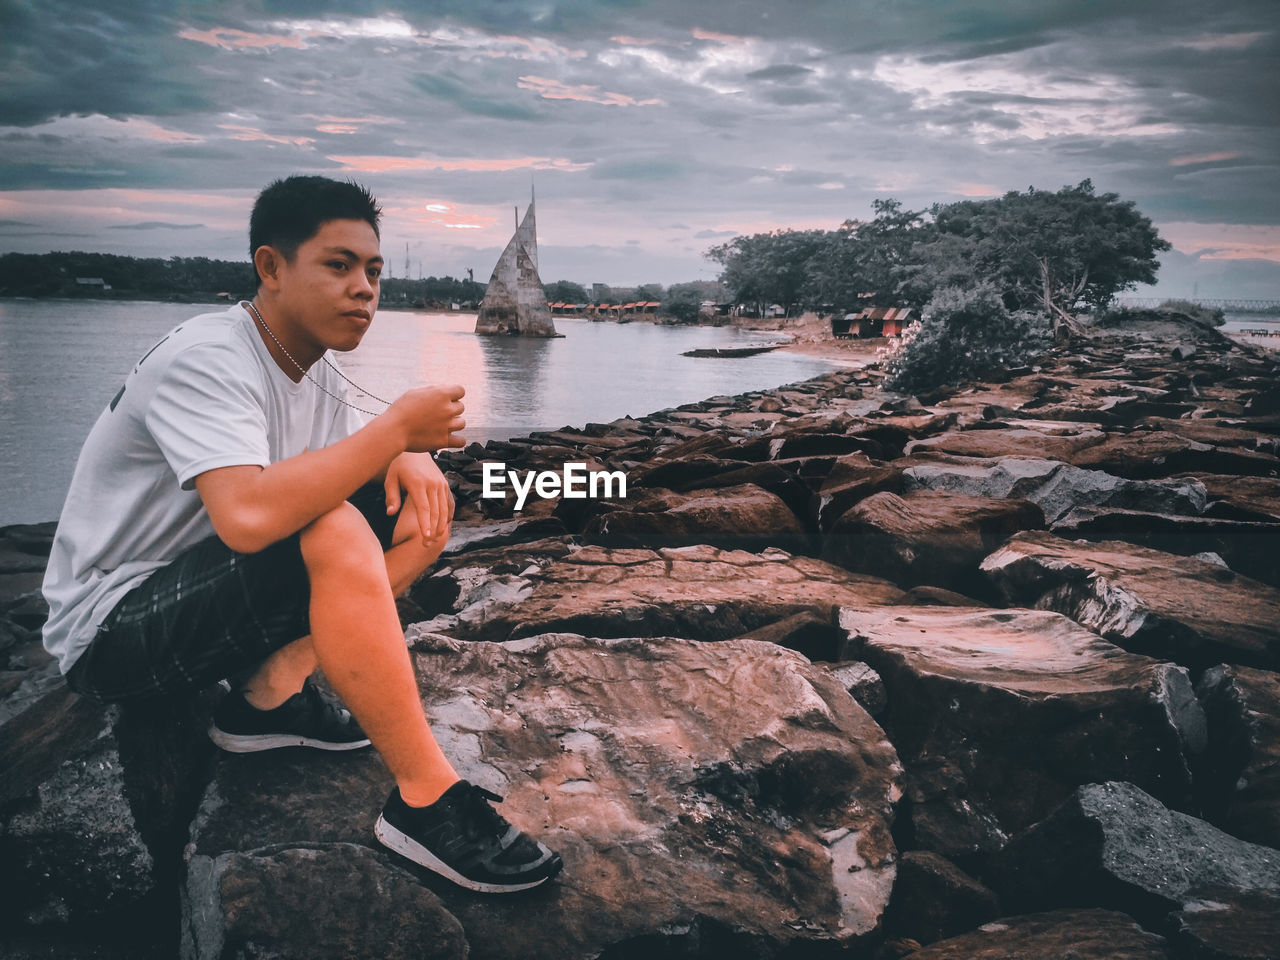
{"left": 1, "top": 0, "right": 1278, "bottom": 295}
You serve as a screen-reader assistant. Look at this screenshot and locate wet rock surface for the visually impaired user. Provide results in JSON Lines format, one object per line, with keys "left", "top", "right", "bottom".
{"left": 184, "top": 633, "right": 902, "bottom": 959}
{"left": 839, "top": 606, "right": 1205, "bottom": 857}
{"left": 981, "top": 530, "right": 1280, "bottom": 671}
{"left": 5, "top": 309, "right": 1280, "bottom": 957}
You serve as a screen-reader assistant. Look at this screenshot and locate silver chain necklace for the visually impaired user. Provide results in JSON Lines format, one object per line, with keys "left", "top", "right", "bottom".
{"left": 245, "top": 300, "right": 391, "bottom": 417}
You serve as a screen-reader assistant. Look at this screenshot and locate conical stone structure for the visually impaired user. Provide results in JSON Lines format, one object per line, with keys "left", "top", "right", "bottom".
{"left": 474, "top": 201, "right": 558, "bottom": 337}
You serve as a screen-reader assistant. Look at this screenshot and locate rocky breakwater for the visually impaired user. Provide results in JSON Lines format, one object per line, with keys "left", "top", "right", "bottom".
{"left": 3, "top": 306, "right": 1280, "bottom": 959}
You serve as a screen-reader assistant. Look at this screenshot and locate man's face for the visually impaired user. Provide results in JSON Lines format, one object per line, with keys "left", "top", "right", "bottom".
{"left": 275, "top": 217, "right": 383, "bottom": 353}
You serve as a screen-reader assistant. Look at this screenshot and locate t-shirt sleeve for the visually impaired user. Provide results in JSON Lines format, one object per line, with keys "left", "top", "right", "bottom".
{"left": 145, "top": 342, "right": 271, "bottom": 490}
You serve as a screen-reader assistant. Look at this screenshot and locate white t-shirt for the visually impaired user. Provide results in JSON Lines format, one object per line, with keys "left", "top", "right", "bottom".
{"left": 42, "top": 302, "right": 367, "bottom": 674}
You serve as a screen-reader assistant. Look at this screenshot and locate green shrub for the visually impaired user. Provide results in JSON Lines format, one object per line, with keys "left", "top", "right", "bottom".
{"left": 1157, "top": 299, "right": 1225, "bottom": 326}
{"left": 882, "top": 283, "right": 1050, "bottom": 393}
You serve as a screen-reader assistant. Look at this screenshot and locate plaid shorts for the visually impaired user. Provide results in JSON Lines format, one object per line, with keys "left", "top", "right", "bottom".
{"left": 65, "top": 484, "right": 400, "bottom": 704}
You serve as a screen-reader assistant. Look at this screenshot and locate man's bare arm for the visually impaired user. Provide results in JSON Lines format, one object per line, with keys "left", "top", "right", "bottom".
{"left": 195, "top": 384, "right": 465, "bottom": 554}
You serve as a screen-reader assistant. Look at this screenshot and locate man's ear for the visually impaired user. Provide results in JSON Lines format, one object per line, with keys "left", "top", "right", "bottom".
{"left": 253, "top": 245, "right": 284, "bottom": 290}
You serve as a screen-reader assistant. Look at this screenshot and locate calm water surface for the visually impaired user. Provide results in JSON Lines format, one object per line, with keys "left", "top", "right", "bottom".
{"left": 0, "top": 299, "right": 839, "bottom": 526}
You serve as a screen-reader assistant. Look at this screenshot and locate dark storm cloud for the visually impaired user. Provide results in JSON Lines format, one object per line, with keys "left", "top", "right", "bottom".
{"left": 746, "top": 65, "right": 814, "bottom": 82}
{"left": 0, "top": 0, "right": 1276, "bottom": 284}
{"left": 0, "top": 1, "right": 214, "bottom": 125}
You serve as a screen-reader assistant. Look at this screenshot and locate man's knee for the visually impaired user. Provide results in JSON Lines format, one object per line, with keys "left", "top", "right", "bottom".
{"left": 299, "top": 502, "right": 383, "bottom": 572}
{"left": 392, "top": 498, "right": 452, "bottom": 552}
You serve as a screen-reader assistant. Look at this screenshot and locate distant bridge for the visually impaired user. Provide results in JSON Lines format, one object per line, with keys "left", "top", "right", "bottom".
{"left": 1111, "top": 297, "right": 1280, "bottom": 313}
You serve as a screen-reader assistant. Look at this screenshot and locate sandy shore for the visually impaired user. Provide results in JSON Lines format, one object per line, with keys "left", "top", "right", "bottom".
{"left": 731, "top": 312, "right": 890, "bottom": 368}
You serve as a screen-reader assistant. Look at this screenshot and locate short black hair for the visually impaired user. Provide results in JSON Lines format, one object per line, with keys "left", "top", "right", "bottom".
{"left": 249, "top": 175, "right": 382, "bottom": 286}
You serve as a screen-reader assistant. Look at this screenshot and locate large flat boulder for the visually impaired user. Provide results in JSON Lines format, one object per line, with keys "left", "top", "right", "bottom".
{"left": 824, "top": 491, "right": 1044, "bottom": 599}
{"left": 420, "top": 543, "right": 904, "bottom": 644}
{"left": 839, "top": 606, "right": 1205, "bottom": 857}
{"left": 183, "top": 633, "right": 903, "bottom": 959}
{"left": 902, "top": 908, "right": 1172, "bottom": 960}
{"left": 903, "top": 427, "right": 1106, "bottom": 462}
{"left": 901, "top": 456, "right": 1207, "bottom": 525}
{"left": 991, "top": 781, "right": 1280, "bottom": 929}
{"left": 581, "top": 482, "right": 808, "bottom": 551}
{"left": 1196, "top": 664, "right": 1280, "bottom": 849}
{"left": 981, "top": 531, "right": 1280, "bottom": 671}
{"left": 1069, "top": 431, "right": 1280, "bottom": 479}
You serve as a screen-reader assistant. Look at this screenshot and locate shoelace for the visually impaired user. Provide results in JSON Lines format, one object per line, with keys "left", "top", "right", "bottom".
{"left": 458, "top": 782, "right": 508, "bottom": 842}
{"left": 302, "top": 681, "right": 353, "bottom": 726}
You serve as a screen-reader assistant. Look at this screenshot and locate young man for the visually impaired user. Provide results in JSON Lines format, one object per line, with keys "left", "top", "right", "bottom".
{"left": 41, "top": 175, "right": 562, "bottom": 893}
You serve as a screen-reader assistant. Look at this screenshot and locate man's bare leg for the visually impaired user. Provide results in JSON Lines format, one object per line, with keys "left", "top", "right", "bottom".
{"left": 240, "top": 501, "right": 458, "bottom": 807}
{"left": 240, "top": 497, "right": 444, "bottom": 708}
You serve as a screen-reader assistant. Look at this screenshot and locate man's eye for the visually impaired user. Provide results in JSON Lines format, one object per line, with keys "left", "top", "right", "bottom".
{"left": 369, "top": 267, "right": 382, "bottom": 279}
{"left": 329, "top": 261, "right": 349, "bottom": 271}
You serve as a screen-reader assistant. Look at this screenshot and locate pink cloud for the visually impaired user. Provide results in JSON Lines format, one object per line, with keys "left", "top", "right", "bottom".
{"left": 1169, "top": 151, "right": 1240, "bottom": 167}
{"left": 218, "top": 125, "right": 315, "bottom": 147}
{"left": 517, "top": 76, "right": 663, "bottom": 107}
{"left": 178, "top": 27, "right": 304, "bottom": 50}
{"left": 953, "top": 182, "right": 1001, "bottom": 197}
{"left": 328, "top": 154, "right": 592, "bottom": 173}
{"left": 692, "top": 27, "right": 751, "bottom": 44}
{"left": 611, "top": 35, "right": 664, "bottom": 46}
{"left": 1160, "top": 221, "right": 1280, "bottom": 262}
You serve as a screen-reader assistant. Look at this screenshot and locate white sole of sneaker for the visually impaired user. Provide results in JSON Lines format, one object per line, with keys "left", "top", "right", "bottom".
{"left": 207, "top": 727, "right": 372, "bottom": 753}
{"left": 373, "top": 815, "right": 555, "bottom": 893}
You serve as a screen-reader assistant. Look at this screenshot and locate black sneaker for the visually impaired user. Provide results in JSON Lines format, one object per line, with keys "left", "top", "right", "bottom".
{"left": 208, "top": 680, "right": 371, "bottom": 752}
{"left": 375, "top": 780, "right": 563, "bottom": 893}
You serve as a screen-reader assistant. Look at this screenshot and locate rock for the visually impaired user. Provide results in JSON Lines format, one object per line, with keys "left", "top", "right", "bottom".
{"left": 824, "top": 661, "right": 888, "bottom": 716}
{"left": 981, "top": 531, "right": 1280, "bottom": 671}
{"left": 1196, "top": 664, "right": 1280, "bottom": 849}
{"left": 2, "top": 710, "right": 154, "bottom": 927}
{"left": 732, "top": 609, "right": 845, "bottom": 663}
{"left": 1170, "top": 888, "right": 1280, "bottom": 960}
{"left": 824, "top": 491, "right": 1044, "bottom": 600}
{"left": 582, "top": 483, "right": 808, "bottom": 552}
{"left": 901, "top": 908, "right": 1172, "bottom": 959}
{"left": 901, "top": 456, "right": 1207, "bottom": 525}
{"left": 903, "top": 427, "right": 1106, "bottom": 462}
{"left": 1050, "top": 508, "right": 1280, "bottom": 588}
{"left": 814, "top": 453, "right": 904, "bottom": 532}
{"left": 439, "top": 515, "right": 569, "bottom": 556}
{"left": 839, "top": 606, "right": 1205, "bottom": 858}
{"left": 882, "top": 850, "right": 1001, "bottom": 945}
{"left": 991, "top": 781, "right": 1280, "bottom": 926}
{"left": 1196, "top": 474, "right": 1280, "bottom": 523}
{"left": 896, "top": 585, "right": 985, "bottom": 607}
{"left": 186, "top": 633, "right": 904, "bottom": 958}
{"left": 1069, "top": 431, "right": 1280, "bottom": 479}
{"left": 182, "top": 844, "right": 468, "bottom": 960}
{"left": 439, "top": 543, "right": 904, "bottom": 644}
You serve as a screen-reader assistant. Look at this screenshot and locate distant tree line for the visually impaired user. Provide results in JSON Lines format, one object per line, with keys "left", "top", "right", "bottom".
{"left": 0, "top": 251, "right": 491, "bottom": 307}
{"left": 707, "top": 180, "right": 1170, "bottom": 341}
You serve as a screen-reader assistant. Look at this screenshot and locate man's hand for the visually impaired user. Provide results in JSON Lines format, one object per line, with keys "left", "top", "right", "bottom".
{"left": 384, "top": 452, "right": 454, "bottom": 544}
{"left": 387, "top": 384, "right": 466, "bottom": 453}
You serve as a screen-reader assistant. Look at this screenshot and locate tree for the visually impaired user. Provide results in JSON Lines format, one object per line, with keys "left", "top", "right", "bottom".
{"left": 922, "top": 180, "right": 1170, "bottom": 338}
{"left": 544, "top": 280, "right": 588, "bottom": 303}
{"left": 706, "top": 228, "right": 828, "bottom": 317}
{"left": 661, "top": 282, "right": 707, "bottom": 323}
{"left": 808, "top": 199, "right": 928, "bottom": 314}
{"left": 634, "top": 283, "right": 665, "bottom": 302}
